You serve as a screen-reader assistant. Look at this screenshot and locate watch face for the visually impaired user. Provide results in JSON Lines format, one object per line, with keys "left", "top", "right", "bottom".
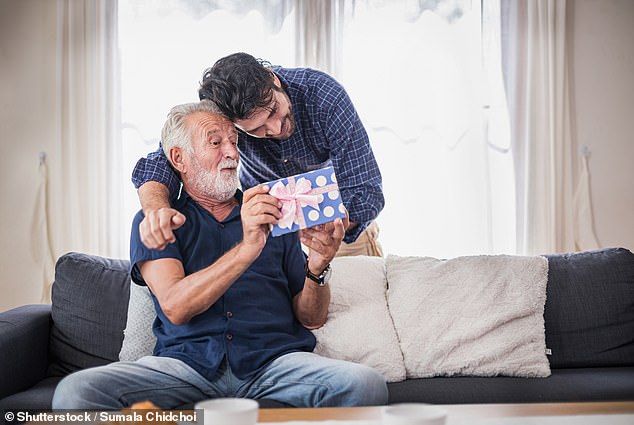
{"left": 322, "top": 264, "right": 332, "bottom": 283}
{"left": 321, "top": 265, "right": 332, "bottom": 284}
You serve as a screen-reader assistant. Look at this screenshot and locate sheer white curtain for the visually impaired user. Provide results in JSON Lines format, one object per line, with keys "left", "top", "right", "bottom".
{"left": 117, "top": 0, "right": 515, "bottom": 259}
{"left": 336, "top": 0, "right": 515, "bottom": 258}
{"left": 47, "top": 0, "right": 120, "bottom": 284}
{"left": 33, "top": 0, "right": 119, "bottom": 302}
{"left": 294, "top": 0, "right": 344, "bottom": 75}
{"left": 44, "top": 0, "right": 592, "bottom": 293}
{"left": 501, "top": 0, "right": 579, "bottom": 255}
{"left": 118, "top": 0, "right": 297, "bottom": 256}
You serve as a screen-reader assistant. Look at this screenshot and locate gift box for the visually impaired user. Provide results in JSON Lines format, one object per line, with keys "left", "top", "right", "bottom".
{"left": 265, "top": 166, "right": 347, "bottom": 237}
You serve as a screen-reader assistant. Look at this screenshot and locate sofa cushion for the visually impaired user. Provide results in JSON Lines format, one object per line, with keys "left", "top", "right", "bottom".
{"left": 0, "top": 304, "right": 51, "bottom": 399}
{"left": 387, "top": 366, "right": 634, "bottom": 404}
{"left": 544, "top": 247, "right": 634, "bottom": 368}
{"left": 312, "top": 256, "right": 406, "bottom": 382}
{"left": 47, "top": 252, "right": 131, "bottom": 377}
{"left": 0, "top": 376, "right": 62, "bottom": 411}
{"left": 386, "top": 254, "right": 550, "bottom": 378}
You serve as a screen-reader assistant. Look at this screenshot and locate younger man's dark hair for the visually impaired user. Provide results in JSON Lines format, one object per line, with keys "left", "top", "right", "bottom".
{"left": 199, "top": 52, "right": 277, "bottom": 121}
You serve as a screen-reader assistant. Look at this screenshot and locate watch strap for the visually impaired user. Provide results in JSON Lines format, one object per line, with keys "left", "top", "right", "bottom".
{"left": 305, "top": 262, "right": 331, "bottom": 286}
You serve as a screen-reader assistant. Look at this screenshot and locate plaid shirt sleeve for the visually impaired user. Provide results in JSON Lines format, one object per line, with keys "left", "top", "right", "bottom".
{"left": 322, "top": 88, "right": 385, "bottom": 243}
{"left": 131, "top": 146, "right": 182, "bottom": 200}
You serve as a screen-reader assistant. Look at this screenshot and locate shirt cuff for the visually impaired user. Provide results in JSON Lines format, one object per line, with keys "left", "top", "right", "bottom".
{"left": 343, "top": 221, "right": 369, "bottom": 244}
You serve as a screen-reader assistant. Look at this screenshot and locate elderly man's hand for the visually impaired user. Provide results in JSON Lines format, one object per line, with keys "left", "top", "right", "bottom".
{"left": 300, "top": 218, "right": 345, "bottom": 275}
{"left": 139, "top": 208, "right": 186, "bottom": 250}
{"left": 240, "top": 185, "right": 282, "bottom": 254}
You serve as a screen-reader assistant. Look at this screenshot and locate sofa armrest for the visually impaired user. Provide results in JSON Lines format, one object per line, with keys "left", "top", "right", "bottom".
{"left": 0, "top": 304, "right": 52, "bottom": 399}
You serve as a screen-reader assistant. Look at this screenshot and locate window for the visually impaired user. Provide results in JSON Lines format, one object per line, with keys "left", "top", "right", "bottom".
{"left": 118, "top": 0, "right": 297, "bottom": 252}
{"left": 117, "top": 0, "right": 513, "bottom": 257}
{"left": 336, "top": 0, "right": 514, "bottom": 257}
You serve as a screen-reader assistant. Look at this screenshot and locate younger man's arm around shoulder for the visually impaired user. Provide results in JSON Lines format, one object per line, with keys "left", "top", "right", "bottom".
{"left": 292, "top": 218, "right": 345, "bottom": 329}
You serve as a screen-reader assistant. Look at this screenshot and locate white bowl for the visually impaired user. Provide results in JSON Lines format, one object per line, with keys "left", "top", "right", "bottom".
{"left": 382, "top": 403, "right": 448, "bottom": 425}
{"left": 194, "top": 398, "right": 258, "bottom": 425}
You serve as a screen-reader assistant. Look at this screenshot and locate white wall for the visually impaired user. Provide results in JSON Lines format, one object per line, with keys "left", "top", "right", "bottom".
{"left": 0, "top": 0, "right": 58, "bottom": 311}
{"left": 569, "top": 0, "right": 634, "bottom": 251}
{"left": 1, "top": 0, "right": 633, "bottom": 311}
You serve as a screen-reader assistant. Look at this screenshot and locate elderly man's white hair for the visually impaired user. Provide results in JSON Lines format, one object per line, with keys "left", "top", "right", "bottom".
{"left": 161, "top": 100, "right": 225, "bottom": 162}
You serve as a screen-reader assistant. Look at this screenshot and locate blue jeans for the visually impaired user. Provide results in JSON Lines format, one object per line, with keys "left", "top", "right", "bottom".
{"left": 52, "top": 352, "right": 388, "bottom": 409}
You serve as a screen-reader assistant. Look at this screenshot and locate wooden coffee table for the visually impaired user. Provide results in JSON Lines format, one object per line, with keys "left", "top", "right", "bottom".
{"left": 257, "top": 401, "right": 634, "bottom": 422}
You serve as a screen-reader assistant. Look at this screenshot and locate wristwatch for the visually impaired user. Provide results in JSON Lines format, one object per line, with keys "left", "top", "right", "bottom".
{"left": 305, "top": 262, "right": 332, "bottom": 286}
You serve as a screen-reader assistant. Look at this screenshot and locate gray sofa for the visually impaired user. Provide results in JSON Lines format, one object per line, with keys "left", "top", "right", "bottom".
{"left": 1, "top": 248, "right": 633, "bottom": 417}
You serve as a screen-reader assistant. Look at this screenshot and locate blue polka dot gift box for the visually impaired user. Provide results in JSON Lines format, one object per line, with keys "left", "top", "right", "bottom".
{"left": 266, "top": 166, "right": 347, "bottom": 237}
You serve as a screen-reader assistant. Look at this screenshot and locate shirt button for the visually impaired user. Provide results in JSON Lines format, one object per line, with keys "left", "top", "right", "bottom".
{"left": 226, "top": 333, "right": 233, "bottom": 341}
{"left": 283, "top": 158, "right": 289, "bottom": 164}
{"left": 226, "top": 311, "right": 233, "bottom": 318}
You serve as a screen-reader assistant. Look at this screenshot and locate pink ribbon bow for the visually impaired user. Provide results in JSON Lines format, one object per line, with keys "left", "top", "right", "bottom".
{"left": 270, "top": 177, "right": 321, "bottom": 230}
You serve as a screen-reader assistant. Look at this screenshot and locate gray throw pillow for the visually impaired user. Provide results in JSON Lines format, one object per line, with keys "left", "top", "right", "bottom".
{"left": 48, "top": 252, "right": 131, "bottom": 377}
{"left": 544, "top": 247, "right": 634, "bottom": 368}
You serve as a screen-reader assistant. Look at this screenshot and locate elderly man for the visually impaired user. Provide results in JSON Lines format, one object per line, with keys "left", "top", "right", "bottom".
{"left": 52, "top": 100, "right": 387, "bottom": 409}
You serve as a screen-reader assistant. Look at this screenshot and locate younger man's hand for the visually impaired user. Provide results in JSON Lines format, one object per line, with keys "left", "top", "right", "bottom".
{"left": 139, "top": 208, "right": 186, "bottom": 250}
{"left": 301, "top": 218, "right": 345, "bottom": 275}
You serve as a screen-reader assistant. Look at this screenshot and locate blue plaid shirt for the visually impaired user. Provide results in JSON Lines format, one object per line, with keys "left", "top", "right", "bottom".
{"left": 132, "top": 67, "right": 384, "bottom": 242}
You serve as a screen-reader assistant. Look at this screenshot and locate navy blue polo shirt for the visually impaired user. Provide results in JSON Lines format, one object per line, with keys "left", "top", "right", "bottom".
{"left": 129, "top": 190, "right": 316, "bottom": 380}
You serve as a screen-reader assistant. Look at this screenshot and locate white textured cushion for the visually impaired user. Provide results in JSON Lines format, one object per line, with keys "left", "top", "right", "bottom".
{"left": 118, "top": 282, "right": 156, "bottom": 361}
{"left": 312, "top": 256, "right": 406, "bottom": 382}
{"left": 386, "top": 254, "right": 551, "bottom": 378}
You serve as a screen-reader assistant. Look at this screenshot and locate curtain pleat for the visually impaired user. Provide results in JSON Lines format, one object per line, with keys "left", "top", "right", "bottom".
{"left": 501, "top": 0, "right": 577, "bottom": 255}
{"left": 294, "top": 0, "right": 345, "bottom": 74}
{"left": 49, "top": 0, "right": 120, "bottom": 269}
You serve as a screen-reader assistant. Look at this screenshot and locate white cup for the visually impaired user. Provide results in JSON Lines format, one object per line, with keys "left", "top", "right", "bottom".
{"left": 194, "top": 398, "right": 259, "bottom": 425}
{"left": 382, "top": 403, "right": 448, "bottom": 425}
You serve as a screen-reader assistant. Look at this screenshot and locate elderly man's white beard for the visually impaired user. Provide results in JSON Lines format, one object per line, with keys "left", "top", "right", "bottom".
{"left": 189, "top": 157, "right": 240, "bottom": 201}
